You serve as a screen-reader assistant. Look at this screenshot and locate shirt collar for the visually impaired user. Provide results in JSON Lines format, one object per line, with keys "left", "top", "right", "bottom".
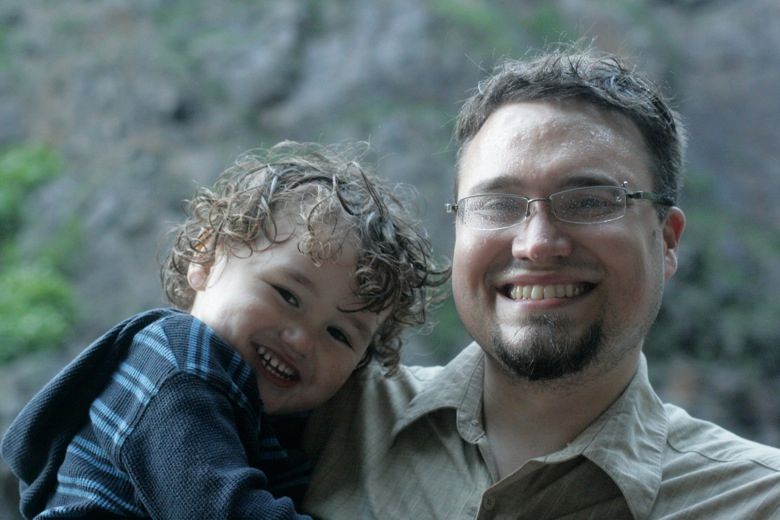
{"left": 392, "top": 346, "right": 668, "bottom": 519}
{"left": 536, "top": 354, "right": 668, "bottom": 519}
{"left": 392, "top": 342, "right": 484, "bottom": 439}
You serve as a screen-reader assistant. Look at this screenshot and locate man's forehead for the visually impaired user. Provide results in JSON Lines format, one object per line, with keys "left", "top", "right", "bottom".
{"left": 457, "top": 100, "right": 651, "bottom": 194}
{"left": 481, "top": 99, "right": 641, "bottom": 145}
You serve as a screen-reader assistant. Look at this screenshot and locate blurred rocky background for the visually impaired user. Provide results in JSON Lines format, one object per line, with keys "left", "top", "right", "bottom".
{"left": 1, "top": 0, "right": 779, "bottom": 516}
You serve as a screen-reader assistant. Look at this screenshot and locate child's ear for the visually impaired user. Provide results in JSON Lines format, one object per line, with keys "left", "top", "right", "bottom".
{"left": 187, "top": 262, "right": 211, "bottom": 292}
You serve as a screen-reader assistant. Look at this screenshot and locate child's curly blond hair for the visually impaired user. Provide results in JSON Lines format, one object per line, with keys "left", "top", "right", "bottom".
{"left": 161, "top": 141, "right": 450, "bottom": 372}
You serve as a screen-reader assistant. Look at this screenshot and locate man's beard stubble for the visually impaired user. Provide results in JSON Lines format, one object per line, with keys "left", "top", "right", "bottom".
{"left": 490, "top": 314, "right": 602, "bottom": 382}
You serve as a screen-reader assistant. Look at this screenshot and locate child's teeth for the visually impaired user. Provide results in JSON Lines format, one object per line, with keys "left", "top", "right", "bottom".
{"left": 256, "top": 346, "right": 298, "bottom": 380}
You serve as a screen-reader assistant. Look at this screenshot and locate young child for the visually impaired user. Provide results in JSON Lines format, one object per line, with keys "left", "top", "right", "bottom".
{"left": 1, "top": 141, "right": 449, "bottom": 519}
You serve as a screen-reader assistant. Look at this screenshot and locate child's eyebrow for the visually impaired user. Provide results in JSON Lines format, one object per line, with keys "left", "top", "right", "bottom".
{"left": 343, "top": 314, "right": 372, "bottom": 343}
{"left": 287, "top": 269, "right": 318, "bottom": 296}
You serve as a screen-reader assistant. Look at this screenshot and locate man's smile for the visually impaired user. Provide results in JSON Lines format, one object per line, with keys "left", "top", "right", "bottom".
{"left": 503, "top": 282, "right": 593, "bottom": 301}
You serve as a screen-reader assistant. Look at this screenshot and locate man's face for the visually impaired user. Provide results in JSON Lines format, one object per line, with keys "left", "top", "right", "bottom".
{"left": 452, "top": 100, "right": 684, "bottom": 381}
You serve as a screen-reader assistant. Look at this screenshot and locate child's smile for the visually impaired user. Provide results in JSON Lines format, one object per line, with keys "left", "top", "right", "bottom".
{"left": 256, "top": 345, "right": 300, "bottom": 384}
{"left": 187, "top": 227, "right": 379, "bottom": 414}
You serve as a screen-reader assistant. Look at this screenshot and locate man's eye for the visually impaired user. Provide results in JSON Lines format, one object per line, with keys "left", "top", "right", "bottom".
{"left": 476, "top": 197, "right": 518, "bottom": 212}
{"left": 568, "top": 196, "right": 609, "bottom": 208}
{"left": 470, "top": 197, "right": 523, "bottom": 222}
{"left": 562, "top": 193, "right": 616, "bottom": 211}
{"left": 327, "top": 326, "right": 352, "bottom": 348}
{"left": 274, "top": 286, "right": 299, "bottom": 308}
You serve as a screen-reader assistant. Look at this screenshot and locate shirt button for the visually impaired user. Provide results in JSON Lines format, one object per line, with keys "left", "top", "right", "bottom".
{"left": 482, "top": 495, "right": 496, "bottom": 511}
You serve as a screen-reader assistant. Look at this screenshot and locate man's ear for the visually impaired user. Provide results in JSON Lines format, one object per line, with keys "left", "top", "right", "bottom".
{"left": 187, "top": 262, "right": 211, "bottom": 292}
{"left": 662, "top": 207, "right": 686, "bottom": 281}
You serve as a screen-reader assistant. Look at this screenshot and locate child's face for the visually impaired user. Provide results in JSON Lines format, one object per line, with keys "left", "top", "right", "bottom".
{"left": 187, "top": 229, "right": 380, "bottom": 414}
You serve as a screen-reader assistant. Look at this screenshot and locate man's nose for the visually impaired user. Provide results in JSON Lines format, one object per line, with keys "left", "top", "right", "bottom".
{"left": 511, "top": 201, "right": 573, "bottom": 261}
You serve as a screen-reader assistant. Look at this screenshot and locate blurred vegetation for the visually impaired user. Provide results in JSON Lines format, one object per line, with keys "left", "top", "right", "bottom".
{"left": 430, "top": 0, "right": 573, "bottom": 57}
{"left": 420, "top": 296, "right": 469, "bottom": 364}
{"left": 647, "top": 170, "right": 780, "bottom": 377}
{"left": 0, "top": 145, "right": 77, "bottom": 363}
{"left": 0, "top": 146, "right": 60, "bottom": 239}
{"left": 430, "top": 0, "right": 516, "bottom": 54}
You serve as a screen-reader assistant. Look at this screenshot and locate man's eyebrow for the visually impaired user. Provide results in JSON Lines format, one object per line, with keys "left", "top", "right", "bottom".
{"left": 467, "top": 172, "right": 621, "bottom": 194}
{"left": 560, "top": 173, "right": 621, "bottom": 188}
{"left": 467, "top": 175, "right": 524, "bottom": 194}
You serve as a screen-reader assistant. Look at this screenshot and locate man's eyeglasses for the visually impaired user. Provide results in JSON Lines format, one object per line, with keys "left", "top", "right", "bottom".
{"left": 445, "top": 182, "right": 673, "bottom": 230}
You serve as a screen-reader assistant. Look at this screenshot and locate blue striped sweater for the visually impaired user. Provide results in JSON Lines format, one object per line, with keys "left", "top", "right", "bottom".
{"left": 1, "top": 308, "right": 312, "bottom": 519}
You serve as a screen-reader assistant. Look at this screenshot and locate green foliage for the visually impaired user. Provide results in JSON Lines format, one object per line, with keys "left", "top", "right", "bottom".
{"left": 0, "top": 145, "right": 60, "bottom": 240}
{"left": 430, "top": 0, "right": 505, "bottom": 35}
{"left": 0, "top": 144, "right": 77, "bottom": 363}
{"left": 428, "top": 0, "right": 518, "bottom": 56}
{"left": 524, "top": 5, "right": 570, "bottom": 44}
{"left": 429, "top": 1, "right": 573, "bottom": 61}
{"left": 0, "top": 265, "right": 75, "bottom": 363}
{"left": 647, "top": 171, "right": 780, "bottom": 375}
{"left": 37, "top": 216, "right": 85, "bottom": 274}
{"left": 154, "top": 0, "right": 271, "bottom": 58}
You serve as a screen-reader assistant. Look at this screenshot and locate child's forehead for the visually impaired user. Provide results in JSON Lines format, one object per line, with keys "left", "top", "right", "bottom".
{"left": 293, "top": 219, "right": 361, "bottom": 266}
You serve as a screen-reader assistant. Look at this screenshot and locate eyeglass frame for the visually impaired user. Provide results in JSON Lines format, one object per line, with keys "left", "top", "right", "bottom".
{"left": 445, "top": 181, "right": 674, "bottom": 230}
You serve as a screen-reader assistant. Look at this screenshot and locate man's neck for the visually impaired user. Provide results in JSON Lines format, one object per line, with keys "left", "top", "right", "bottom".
{"left": 481, "top": 351, "right": 640, "bottom": 479}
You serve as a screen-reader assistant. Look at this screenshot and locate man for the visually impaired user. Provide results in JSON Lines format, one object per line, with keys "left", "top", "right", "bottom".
{"left": 301, "top": 48, "right": 780, "bottom": 519}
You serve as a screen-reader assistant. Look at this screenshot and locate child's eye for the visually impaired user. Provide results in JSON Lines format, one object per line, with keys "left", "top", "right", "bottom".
{"left": 274, "top": 286, "right": 299, "bottom": 308}
{"left": 327, "top": 326, "right": 352, "bottom": 348}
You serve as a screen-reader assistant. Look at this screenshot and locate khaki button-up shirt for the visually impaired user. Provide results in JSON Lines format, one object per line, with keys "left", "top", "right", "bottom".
{"left": 302, "top": 344, "right": 780, "bottom": 519}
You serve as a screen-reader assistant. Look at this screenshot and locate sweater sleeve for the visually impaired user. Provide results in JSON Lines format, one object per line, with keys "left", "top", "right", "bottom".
{"left": 119, "top": 372, "right": 311, "bottom": 520}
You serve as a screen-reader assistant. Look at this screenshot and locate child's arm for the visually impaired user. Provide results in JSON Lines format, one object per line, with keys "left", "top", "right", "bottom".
{"left": 118, "top": 372, "right": 312, "bottom": 519}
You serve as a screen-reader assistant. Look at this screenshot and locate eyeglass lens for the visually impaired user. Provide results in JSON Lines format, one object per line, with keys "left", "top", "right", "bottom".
{"left": 459, "top": 186, "right": 626, "bottom": 229}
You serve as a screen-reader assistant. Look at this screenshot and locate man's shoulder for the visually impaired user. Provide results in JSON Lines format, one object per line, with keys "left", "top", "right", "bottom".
{"left": 322, "top": 344, "right": 483, "bottom": 422}
{"left": 353, "top": 360, "right": 444, "bottom": 389}
{"left": 664, "top": 402, "right": 780, "bottom": 471}
{"left": 650, "top": 403, "right": 780, "bottom": 517}
{"left": 324, "top": 360, "right": 445, "bottom": 418}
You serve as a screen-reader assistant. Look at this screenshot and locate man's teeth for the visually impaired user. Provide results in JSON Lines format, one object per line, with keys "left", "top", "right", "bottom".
{"left": 509, "top": 284, "right": 584, "bottom": 301}
{"left": 256, "top": 346, "right": 298, "bottom": 381}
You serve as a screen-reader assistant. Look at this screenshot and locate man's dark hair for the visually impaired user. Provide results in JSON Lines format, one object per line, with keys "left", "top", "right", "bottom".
{"left": 455, "top": 46, "right": 686, "bottom": 216}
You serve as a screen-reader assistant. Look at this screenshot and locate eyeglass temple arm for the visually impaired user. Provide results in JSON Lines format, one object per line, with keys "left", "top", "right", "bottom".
{"left": 622, "top": 182, "right": 674, "bottom": 206}
{"left": 626, "top": 191, "right": 674, "bottom": 206}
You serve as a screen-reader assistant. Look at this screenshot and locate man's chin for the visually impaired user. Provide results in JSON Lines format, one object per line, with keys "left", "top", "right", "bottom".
{"left": 489, "top": 319, "right": 602, "bottom": 382}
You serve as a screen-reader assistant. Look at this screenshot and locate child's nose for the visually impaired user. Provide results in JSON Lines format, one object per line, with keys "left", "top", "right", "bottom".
{"left": 280, "top": 324, "right": 314, "bottom": 357}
